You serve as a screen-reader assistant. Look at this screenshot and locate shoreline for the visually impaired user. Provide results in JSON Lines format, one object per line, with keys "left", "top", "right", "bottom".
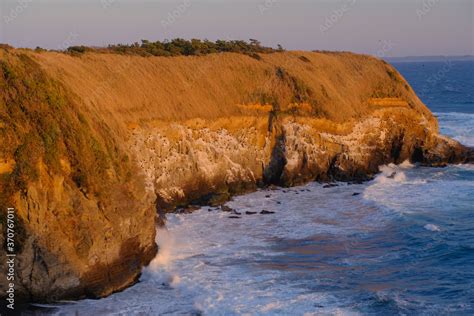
{"left": 1, "top": 48, "right": 472, "bottom": 304}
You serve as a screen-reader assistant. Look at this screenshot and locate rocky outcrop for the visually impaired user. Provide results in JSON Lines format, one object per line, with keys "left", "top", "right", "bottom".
{"left": 0, "top": 48, "right": 471, "bottom": 303}
{"left": 0, "top": 50, "right": 157, "bottom": 303}
{"left": 128, "top": 106, "right": 471, "bottom": 211}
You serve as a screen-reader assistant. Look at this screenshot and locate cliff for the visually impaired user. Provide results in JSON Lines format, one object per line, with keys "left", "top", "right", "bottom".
{"left": 0, "top": 48, "right": 471, "bottom": 303}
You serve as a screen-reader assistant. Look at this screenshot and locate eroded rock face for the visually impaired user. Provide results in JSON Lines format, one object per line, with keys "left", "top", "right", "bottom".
{"left": 5, "top": 177, "right": 158, "bottom": 302}
{"left": 128, "top": 118, "right": 270, "bottom": 209}
{"left": 0, "top": 50, "right": 157, "bottom": 303}
{"left": 0, "top": 48, "right": 471, "bottom": 303}
{"left": 129, "top": 107, "right": 472, "bottom": 209}
{"left": 0, "top": 180, "right": 157, "bottom": 304}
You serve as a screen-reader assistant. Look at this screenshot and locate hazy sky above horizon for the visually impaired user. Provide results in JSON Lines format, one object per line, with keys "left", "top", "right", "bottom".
{"left": 0, "top": 0, "right": 472, "bottom": 57}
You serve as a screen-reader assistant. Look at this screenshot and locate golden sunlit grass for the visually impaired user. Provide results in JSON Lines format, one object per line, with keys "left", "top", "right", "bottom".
{"left": 368, "top": 97, "right": 409, "bottom": 107}
{"left": 0, "top": 159, "right": 15, "bottom": 174}
{"left": 237, "top": 103, "right": 273, "bottom": 113}
{"left": 0, "top": 49, "right": 138, "bottom": 207}
{"left": 31, "top": 50, "right": 432, "bottom": 134}
{"left": 0, "top": 47, "right": 438, "bottom": 208}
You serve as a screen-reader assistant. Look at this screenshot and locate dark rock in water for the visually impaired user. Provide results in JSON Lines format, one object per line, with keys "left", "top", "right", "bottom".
{"left": 260, "top": 210, "right": 275, "bottom": 214}
{"left": 306, "top": 189, "right": 311, "bottom": 192}
{"left": 232, "top": 210, "right": 242, "bottom": 215}
{"left": 189, "top": 192, "right": 231, "bottom": 207}
{"left": 186, "top": 205, "right": 201, "bottom": 212}
{"left": 276, "top": 201, "right": 281, "bottom": 204}
{"left": 208, "top": 208, "right": 213, "bottom": 212}
{"left": 176, "top": 204, "right": 201, "bottom": 213}
{"left": 245, "top": 211, "right": 257, "bottom": 215}
{"left": 295, "top": 192, "right": 299, "bottom": 194}
{"left": 387, "top": 171, "right": 396, "bottom": 179}
{"left": 323, "top": 183, "right": 338, "bottom": 188}
{"left": 221, "top": 205, "right": 234, "bottom": 212}
{"left": 265, "top": 194, "right": 271, "bottom": 198}
{"left": 352, "top": 192, "right": 361, "bottom": 196}
{"left": 282, "top": 190, "right": 288, "bottom": 193}
{"left": 175, "top": 208, "right": 190, "bottom": 214}
{"left": 228, "top": 216, "right": 241, "bottom": 219}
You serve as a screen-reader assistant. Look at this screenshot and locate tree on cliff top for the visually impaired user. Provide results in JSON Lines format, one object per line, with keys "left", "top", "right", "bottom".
{"left": 63, "top": 39, "right": 284, "bottom": 58}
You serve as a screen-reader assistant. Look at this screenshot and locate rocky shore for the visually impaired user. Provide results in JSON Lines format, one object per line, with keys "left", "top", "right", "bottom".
{"left": 0, "top": 48, "right": 472, "bottom": 303}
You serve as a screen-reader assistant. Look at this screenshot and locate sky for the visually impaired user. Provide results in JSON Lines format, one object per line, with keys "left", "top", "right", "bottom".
{"left": 0, "top": 0, "right": 472, "bottom": 57}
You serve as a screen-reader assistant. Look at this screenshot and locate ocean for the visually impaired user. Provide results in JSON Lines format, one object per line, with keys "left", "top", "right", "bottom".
{"left": 46, "top": 60, "right": 474, "bottom": 315}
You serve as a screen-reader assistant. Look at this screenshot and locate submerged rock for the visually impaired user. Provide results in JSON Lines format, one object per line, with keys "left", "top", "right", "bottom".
{"left": 387, "top": 172, "right": 397, "bottom": 179}
{"left": 220, "top": 205, "right": 235, "bottom": 213}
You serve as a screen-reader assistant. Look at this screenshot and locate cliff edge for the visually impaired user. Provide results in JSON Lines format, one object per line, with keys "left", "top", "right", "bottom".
{"left": 0, "top": 48, "right": 471, "bottom": 303}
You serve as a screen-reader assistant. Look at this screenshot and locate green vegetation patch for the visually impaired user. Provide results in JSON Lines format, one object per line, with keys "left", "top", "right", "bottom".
{"left": 65, "top": 38, "right": 284, "bottom": 58}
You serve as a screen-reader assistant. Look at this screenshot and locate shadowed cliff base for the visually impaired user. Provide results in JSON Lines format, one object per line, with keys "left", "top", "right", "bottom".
{"left": 0, "top": 46, "right": 472, "bottom": 303}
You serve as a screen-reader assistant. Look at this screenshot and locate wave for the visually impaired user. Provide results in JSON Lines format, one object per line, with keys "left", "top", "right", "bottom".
{"left": 424, "top": 224, "right": 441, "bottom": 232}
{"left": 141, "top": 228, "right": 182, "bottom": 288}
{"left": 372, "top": 160, "right": 419, "bottom": 185}
{"left": 435, "top": 111, "right": 474, "bottom": 116}
{"left": 435, "top": 112, "right": 474, "bottom": 147}
{"left": 47, "top": 164, "right": 474, "bottom": 315}
{"left": 441, "top": 85, "right": 463, "bottom": 93}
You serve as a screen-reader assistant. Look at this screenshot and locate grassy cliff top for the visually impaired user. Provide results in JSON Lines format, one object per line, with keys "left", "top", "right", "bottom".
{"left": 0, "top": 47, "right": 437, "bottom": 205}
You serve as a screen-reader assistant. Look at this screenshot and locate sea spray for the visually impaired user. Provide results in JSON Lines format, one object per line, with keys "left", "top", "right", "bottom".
{"left": 141, "top": 228, "right": 181, "bottom": 287}
{"left": 376, "top": 163, "right": 408, "bottom": 184}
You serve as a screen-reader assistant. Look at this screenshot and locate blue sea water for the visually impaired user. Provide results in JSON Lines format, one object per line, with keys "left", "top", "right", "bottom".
{"left": 46, "top": 61, "right": 473, "bottom": 315}
{"left": 394, "top": 60, "right": 474, "bottom": 146}
{"left": 394, "top": 60, "right": 474, "bottom": 114}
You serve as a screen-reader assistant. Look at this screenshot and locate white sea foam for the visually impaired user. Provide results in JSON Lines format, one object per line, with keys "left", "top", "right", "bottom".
{"left": 146, "top": 228, "right": 175, "bottom": 268}
{"left": 424, "top": 224, "right": 441, "bottom": 232}
{"left": 436, "top": 112, "right": 474, "bottom": 147}
{"left": 363, "top": 111, "right": 474, "bottom": 214}
{"left": 399, "top": 160, "right": 415, "bottom": 169}
{"left": 378, "top": 165, "right": 407, "bottom": 183}
{"left": 141, "top": 228, "right": 182, "bottom": 288}
{"left": 50, "top": 182, "right": 391, "bottom": 315}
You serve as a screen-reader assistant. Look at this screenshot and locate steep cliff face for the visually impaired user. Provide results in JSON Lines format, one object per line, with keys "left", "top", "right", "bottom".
{"left": 0, "top": 51, "right": 156, "bottom": 302}
{"left": 0, "top": 48, "right": 471, "bottom": 302}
